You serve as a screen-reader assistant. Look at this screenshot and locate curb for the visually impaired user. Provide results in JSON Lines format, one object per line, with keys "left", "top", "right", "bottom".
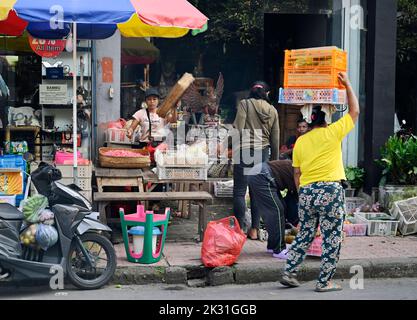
{"left": 110, "top": 257, "right": 417, "bottom": 286}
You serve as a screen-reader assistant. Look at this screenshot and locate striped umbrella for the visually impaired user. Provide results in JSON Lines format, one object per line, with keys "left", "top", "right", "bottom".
{"left": 0, "top": 0, "right": 207, "bottom": 180}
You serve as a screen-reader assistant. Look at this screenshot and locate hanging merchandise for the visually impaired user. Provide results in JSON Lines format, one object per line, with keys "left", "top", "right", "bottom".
{"left": 7, "top": 107, "right": 41, "bottom": 127}
{"left": 61, "top": 132, "right": 82, "bottom": 147}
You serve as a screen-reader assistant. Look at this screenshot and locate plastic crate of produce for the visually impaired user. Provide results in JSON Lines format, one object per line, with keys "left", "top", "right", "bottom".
{"left": 278, "top": 88, "right": 347, "bottom": 105}
{"left": 306, "top": 236, "right": 322, "bottom": 257}
{"left": 355, "top": 212, "right": 399, "bottom": 237}
{"left": 390, "top": 197, "right": 417, "bottom": 235}
{"left": 345, "top": 197, "right": 366, "bottom": 214}
{"left": 284, "top": 47, "right": 347, "bottom": 89}
{"left": 157, "top": 166, "right": 208, "bottom": 180}
{"left": 343, "top": 217, "right": 367, "bottom": 237}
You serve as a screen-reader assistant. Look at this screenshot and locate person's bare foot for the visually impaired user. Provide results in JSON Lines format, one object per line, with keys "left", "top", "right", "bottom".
{"left": 247, "top": 228, "right": 258, "bottom": 240}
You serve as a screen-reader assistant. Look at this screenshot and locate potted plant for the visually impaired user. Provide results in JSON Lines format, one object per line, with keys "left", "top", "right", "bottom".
{"left": 344, "top": 166, "right": 365, "bottom": 196}
{"left": 377, "top": 134, "right": 417, "bottom": 210}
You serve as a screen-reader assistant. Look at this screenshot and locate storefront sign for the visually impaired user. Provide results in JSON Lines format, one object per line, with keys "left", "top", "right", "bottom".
{"left": 28, "top": 36, "right": 66, "bottom": 58}
{"left": 101, "top": 57, "right": 113, "bottom": 83}
{"left": 39, "top": 85, "right": 68, "bottom": 105}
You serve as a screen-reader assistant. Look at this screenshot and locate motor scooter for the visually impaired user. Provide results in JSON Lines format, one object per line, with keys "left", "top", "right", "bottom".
{"left": 0, "top": 162, "right": 117, "bottom": 290}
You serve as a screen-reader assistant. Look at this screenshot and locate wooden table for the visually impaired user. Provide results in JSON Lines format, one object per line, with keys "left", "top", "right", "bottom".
{"left": 95, "top": 167, "right": 227, "bottom": 217}
{"left": 94, "top": 191, "right": 213, "bottom": 241}
{"left": 94, "top": 167, "right": 217, "bottom": 240}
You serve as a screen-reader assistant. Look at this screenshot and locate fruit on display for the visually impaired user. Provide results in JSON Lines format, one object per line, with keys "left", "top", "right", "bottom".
{"left": 102, "top": 150, "right": 148, "bottom": 157}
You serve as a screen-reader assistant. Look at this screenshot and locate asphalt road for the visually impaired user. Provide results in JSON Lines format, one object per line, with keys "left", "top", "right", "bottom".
{"left": 0, "top": 278, "right": 417, "bottom": 300}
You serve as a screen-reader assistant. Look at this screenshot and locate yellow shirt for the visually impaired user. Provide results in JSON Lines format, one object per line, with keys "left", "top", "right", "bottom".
{"left": 293, "top": 114, "right": 355, "bottom": 187}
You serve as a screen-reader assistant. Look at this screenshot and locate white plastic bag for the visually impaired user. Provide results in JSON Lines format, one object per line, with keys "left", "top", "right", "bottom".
{"left": 35, "top": 224, "right": 58, "bottom": 251}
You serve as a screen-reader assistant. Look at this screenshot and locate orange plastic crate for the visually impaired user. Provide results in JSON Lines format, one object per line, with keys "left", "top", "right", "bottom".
{"left": 284, "top": 47, "right": 347, "bottom": 89}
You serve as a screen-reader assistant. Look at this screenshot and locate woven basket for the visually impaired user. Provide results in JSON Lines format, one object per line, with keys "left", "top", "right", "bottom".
{"left": 99, "top": 147, "right": 151, "bottom": 168}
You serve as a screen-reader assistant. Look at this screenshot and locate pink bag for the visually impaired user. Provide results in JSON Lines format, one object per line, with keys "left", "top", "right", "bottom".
{"left": 107, "top": 118, "right": 126, "bottom": 129}
{"left": 55, "top": 151, "right": 82, "bottom": 165}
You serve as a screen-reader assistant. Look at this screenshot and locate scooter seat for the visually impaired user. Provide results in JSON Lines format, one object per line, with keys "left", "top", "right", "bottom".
{"left": 0, "top": 203, "right": 24, "bottom": 220}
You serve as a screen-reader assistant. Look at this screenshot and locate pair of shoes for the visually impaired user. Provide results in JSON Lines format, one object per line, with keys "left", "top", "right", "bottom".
{"left": 267, "top": 249, "right": 274, "bottom": 253}
{"left": 280, "top": 271, "right": 300, "bottom": 288}
{"left": 273, "top": 249, "right": 289, "bottom": 260}
{"left": 315, "top": 282, "right": 343, "bottom": 292}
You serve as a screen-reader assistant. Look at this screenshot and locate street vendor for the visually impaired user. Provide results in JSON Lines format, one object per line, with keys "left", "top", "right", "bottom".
{"left": 280, "top": 117, "right": 309, "bottom": 159}
{"left": 126, "top": 87, "right": 170, "bottom": 148}
{"left": 280, "top": 72, "right": 360, "bottom": 292}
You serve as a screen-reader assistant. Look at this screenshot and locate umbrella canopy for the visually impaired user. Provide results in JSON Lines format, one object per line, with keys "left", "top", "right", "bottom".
{"left": 0, "top": 10, "right": 27, "bottom": 36}
{"left": 0, "top": 0, "right": 208, "bottom": 38}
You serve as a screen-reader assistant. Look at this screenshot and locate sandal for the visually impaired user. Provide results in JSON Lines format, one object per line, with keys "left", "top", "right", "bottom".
{"left": 315, "top": 282, "right": 343, "bottom": 293}
{"left": 280, "top": 271, "right": 300, "bottom": 288}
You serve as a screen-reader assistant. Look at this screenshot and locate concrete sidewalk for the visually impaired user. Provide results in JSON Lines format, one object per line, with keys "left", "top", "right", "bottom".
{"left": 112, "top": 235, "right": 417, "bottom": 286}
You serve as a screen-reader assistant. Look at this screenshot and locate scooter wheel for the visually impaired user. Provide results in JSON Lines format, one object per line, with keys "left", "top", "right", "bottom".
{"left": 66, "top": 232, "right": 117, "bottom": 290}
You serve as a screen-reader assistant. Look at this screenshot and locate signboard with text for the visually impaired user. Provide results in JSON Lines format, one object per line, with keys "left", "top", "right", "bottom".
{"left": 28, "top": 35, "right": 66, "bottom": 58}
{"left": 39, "top": 85, "right": 68, "bottom": 105}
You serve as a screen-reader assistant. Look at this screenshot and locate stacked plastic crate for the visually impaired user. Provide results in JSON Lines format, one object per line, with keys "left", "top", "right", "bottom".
{"left": 278, "top": 46, "right": 348, "bottom": 105}
{"left": 0, "top": 155, "right": 27, "bottom": 207}
{"left": 29, "top": 162, "right": 93, "bottom": 202}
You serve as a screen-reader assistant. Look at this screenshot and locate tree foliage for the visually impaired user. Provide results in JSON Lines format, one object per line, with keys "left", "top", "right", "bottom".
{"left": 191, "top": 0, "right": 317, "bottom": 46}
{"left": 397, "top": 0, "right": 417, "bottom": 63}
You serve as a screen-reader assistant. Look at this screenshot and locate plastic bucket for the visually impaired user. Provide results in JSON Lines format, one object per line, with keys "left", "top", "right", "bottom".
{"left": 128, "top": 226, "right": 162, "bottom": 254}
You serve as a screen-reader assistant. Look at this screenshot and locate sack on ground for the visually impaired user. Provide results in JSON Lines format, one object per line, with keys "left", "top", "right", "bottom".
{"left": 201, "top": 216, "right": 246, "bottom": 268}
{"left": 35, "top": 224, "right": 58, "bottom": 251}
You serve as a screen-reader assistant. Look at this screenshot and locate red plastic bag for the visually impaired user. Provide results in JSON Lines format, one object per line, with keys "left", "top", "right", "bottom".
{"left": 201, "top": 216, "right": 246, "bottom": 267}
{"left": 107, "top": 118, "right": 126, "bottom": 129}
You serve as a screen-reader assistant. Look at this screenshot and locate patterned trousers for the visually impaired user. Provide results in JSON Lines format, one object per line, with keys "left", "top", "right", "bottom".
{"left": 285, "top": 182, "right": 345, "bottom": 288}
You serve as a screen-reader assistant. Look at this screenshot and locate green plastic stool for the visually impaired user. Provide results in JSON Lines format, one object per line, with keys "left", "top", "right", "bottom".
{"left": 120, "top": 205, "right": 170, "bottom": 264}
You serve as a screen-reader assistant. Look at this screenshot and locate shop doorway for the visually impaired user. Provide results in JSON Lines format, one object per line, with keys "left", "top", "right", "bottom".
{"left": 264, "top": 13, "right": 340, "bottom": 147}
